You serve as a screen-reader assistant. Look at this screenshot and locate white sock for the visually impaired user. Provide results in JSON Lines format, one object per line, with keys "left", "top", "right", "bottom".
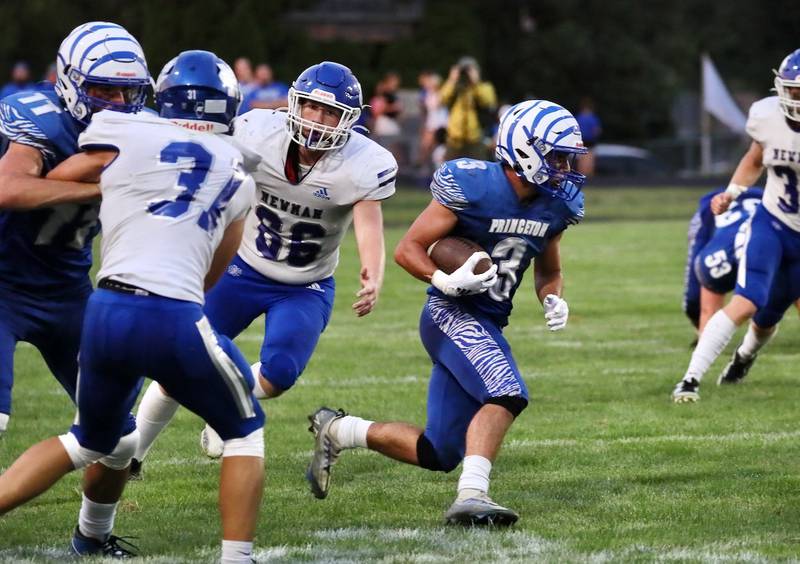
{"left": 251, "top": 363, "right": 268, "bottom": 399}
{"left": 329, "top": 415, "right": 373, "bottom": 449}
{"left": 737, "top": 324, "right": 777, "bottom": 360}
{"left": 221, "top": 539, "right": 253, "bottom": 564}
{"left": 0, "top": 412, "right": 8, "bottom": 433}
{"left": 685, "top": 310, "right": 738, "bottom": 382}
{"left": 134, "top": 381, "right": 180, "bottom": 461}
{"left": 457, "top": 455, "right": 492, "bottom": 497}
{"left": 78, "top": 494, "right": 118, "bottom": 542}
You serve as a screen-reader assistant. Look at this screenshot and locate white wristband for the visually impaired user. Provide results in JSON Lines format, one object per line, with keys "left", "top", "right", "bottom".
{"left": 725, "top": 183, "right": 747, "bottom": 198}
{"left": 431, "top": 269, "right": 450, "bottom": 293}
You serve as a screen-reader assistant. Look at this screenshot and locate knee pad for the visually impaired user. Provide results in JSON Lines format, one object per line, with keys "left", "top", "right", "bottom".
{"left": 222, "top": 428, "right": 264, "bottom": 458}
{"left": 261, "top": 353, "right": 300, "bottom": 391}
{"left": 99, "top": 429, "right": 140, "bottom": 470}
{"left": 59, "top": 432, "right": 105, "bottom": 470}
{"left": 485, "top": 395, "right": 529, "bottom": 418}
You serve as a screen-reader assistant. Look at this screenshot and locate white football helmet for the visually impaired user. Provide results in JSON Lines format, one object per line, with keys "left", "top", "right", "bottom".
{"left": 495, "top": 100, "right": 587, "bottom": 200}
{"left": 55, "top": 21, "right": 151, "bottom": 122}
{"left": 774, "top": 48, "right": 800, "bottom": 122}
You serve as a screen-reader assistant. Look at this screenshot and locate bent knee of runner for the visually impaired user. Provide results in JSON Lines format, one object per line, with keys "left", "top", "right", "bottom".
{"left": 261, "top": 352, "right": 302, "bottom": 392}
{"left": 417, "top": 434, "right": 461, "bottom": 473}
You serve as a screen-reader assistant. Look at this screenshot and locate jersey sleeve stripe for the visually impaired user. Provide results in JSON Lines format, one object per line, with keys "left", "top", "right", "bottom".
{"left": 377, "top": 174, "right": 396, "bottom": 188}
{"left": 377, "top": 166, "right": 397, "bottom": 179}
{"left": 0, "top": 103, "right": 55, "bottom": 158}
{"left": 430, "top": 166, "right": 469, "bottom": 210}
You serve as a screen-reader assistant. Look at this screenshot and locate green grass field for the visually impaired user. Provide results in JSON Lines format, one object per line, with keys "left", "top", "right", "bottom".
{"left": 1, "top": 187, "right": 799, "bottom": 562}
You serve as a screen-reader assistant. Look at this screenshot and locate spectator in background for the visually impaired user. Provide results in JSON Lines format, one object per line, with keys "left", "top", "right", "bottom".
{"left": 240, "top": 63, "right": 288, "bottom": 113}
{"left": 439, "top": 56, "right": 496, "bottom": 161}
{"left": 370, "top": 71, "right": 403, "bottom": 136}
{"left": 417, "top": 70, "right": 448, "bottom": 172}
{"left": 0, "top": 61, "right": 34, "bottom": 99}
{"left": 42, "top": 63, "right": 57, "bottom": 85}
{"left": 234, "top": 57, "right": 255, "bottom": 99}
{"left": 575, "top": 97, "right": 602, "bottom": 177}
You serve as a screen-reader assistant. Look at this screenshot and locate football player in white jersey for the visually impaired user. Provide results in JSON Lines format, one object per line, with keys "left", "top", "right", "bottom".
{"left": 0, "top": 51, "right": 265, "bottom": 563}
{"left": 673, "top": 49, "right": 800, "bottom": 402}
{"left": 132, "top": 60, "right": 397, "bottom": 465}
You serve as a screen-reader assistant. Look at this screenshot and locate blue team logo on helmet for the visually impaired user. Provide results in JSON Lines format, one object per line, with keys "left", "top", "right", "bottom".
{"left": 774, "top": 48, "right": 800, "bottom": 122}
{"left": 56, "top": 21, "right": 151, "bottom": 122}
{"left": 286, "top": 61, "right": 362, "bottom": 151}
{"left": 495, "top": 100, "right": 588, "bottom": 201}
{"left": 155, "top": 50, "right": 241, "bottom": 133}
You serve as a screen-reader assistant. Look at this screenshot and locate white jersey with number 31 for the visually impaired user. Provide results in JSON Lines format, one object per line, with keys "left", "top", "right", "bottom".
{"left": 747, "top": 96, "right": 800, "bottom": 232}
{"left": 80, "top": 111, "right": 255, "bottom": 304}
{"left": 232, "top": 110, "right": 397, "bottom": 284}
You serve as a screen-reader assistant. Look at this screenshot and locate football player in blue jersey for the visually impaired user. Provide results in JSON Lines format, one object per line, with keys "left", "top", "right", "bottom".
{"left": 305, "top": 100, "right": 587, "bottom": 525}
{"left": 683, "top": 187, "right": 763, "bottom": 334}
{"left": 0, "top": 22, "right": 150, "bottom": 556}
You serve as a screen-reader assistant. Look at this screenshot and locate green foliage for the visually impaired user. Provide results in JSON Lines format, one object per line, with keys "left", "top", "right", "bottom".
{"left": 2, "top": 187, "right": 799, "bottom": 561}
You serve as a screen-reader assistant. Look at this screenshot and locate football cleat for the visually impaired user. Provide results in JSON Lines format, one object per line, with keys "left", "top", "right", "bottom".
{"left": 718, "top": 351, "right": 757, "bottom": 385}
{"left": 70, "top": 526, "right": 139, "bottom": 558}
{"left": 444, "top": 493, "right": 519, "bottom": 527}
{"left": 200, "top": 424, "right": 224, "bottom": 459}
{"left": 305, "top": 407, "right": 347, "bottom": 499}
{"left": 672, "top": 377, "right": 700, "bottom": 403}
{"left": 128, "top": 458, "right": 143, "bottom": 481}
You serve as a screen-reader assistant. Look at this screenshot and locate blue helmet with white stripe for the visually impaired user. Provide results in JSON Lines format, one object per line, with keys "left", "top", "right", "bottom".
{"left": 55, "top": 21, "right": 151, "bottom": 122}
{"left": 287, "top": 61, "right": 362, "bottom": 151}
{"left": 774, "top": 48, "right": 800, "bottom": 121}
{"left": 495, "top": 100, "right": 588, "bottom": 201}
{"left": 155, "top": 50, "right": 241, "bottom": 133}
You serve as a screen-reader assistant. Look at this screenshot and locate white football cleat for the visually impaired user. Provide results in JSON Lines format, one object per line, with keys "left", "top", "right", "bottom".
{"left": 306, "top": 407, "right": 346, "bottom": 499}
{"left": 444, "top": 492, "right": 519, "bottom": 527}
{"left": 672, "top": 377, "right": 700, "bottom": 403}
{"left": 200, "top": 424, "right": 224, "bottom": 459}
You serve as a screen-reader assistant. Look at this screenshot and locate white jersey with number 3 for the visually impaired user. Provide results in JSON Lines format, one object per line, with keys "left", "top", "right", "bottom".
{"left": 747, "top": 96, "right": 800, "bottom": 232}
{"left": 232, "top": 110, "right": 397, "bottom": 284}
{"left": 80, "top": 111, "right": 255, "bottom": 303}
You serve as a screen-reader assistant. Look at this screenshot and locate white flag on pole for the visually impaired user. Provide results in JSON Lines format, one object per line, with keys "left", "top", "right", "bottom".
{"left": 702, "top": 54, "right": 747, "bottom": 134}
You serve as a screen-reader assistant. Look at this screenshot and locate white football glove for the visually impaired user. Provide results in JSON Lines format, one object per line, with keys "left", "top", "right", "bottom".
{"left": 543, "top": 294, "right": 569, "bottom": 331}
{"left": 431, "top": 252, "right": 498, "bottom": 297}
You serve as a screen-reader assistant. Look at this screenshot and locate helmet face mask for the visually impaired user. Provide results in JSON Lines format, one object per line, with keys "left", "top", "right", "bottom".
{"left": 56, "top": 22, "right": 151, "bottom": 122}
{"left": 496, "top": 100, "right": 588, "bottom": 201}
{"left": 286, "top": 61, "right": 362, "bottom": 151}
{"left": 155, "top": 50, "right": 242, "bottom": 133}
{"left": 774, "top": 48, "right": 800, "bottom": 122}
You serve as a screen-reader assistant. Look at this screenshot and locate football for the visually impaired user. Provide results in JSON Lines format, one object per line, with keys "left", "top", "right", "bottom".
{"left": 428, "top": 236, "right": 493, "bottom": 275}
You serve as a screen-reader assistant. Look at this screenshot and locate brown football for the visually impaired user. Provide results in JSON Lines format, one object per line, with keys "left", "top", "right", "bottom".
{"left": 428, "top": 236, "right": 492, "bottom": 275}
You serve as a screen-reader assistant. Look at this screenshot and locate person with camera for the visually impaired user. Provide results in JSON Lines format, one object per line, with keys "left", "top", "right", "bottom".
{"left": 439, "top": 56, "right": 497, "bottom": 161}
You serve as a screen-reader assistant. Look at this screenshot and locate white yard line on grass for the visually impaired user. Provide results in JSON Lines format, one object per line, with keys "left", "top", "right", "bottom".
{"left": 506, "top": 429, "right": 800, "bottom": 449}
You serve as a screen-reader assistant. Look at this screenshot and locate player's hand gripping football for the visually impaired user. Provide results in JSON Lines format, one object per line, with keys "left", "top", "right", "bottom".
{"left": 431, "top": 252, "right": 498, "bottom": 297}
{"left": 353, "top": 267, "right": 379, "bottom": 317}
{"left": 543, "top": 294, "right": 569, "bottom": 331}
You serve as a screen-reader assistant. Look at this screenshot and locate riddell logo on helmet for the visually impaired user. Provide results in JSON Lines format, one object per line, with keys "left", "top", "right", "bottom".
{"left": 310, "top": 88, "right": 336, "bottom": 101}
{"left": 171, "top": 120, "right": 215, "bottom": 132}
{"left": 115, "top": 72, "right": 137, "bottom": 77}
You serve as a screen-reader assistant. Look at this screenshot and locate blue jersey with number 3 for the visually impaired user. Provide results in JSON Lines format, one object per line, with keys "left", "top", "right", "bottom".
{"left": 429, "top": 159, "right": 584, "bottom": 326}
{"left": 0, "top": 86, "right": 96, "bottom": 297}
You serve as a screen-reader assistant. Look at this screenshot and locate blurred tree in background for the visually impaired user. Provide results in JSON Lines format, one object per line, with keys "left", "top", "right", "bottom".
{"left": 0, "top": 0, "right": 798, "bottom": 142}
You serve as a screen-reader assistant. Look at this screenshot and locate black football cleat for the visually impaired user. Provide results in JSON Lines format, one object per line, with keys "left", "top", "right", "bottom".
{"left": 70, "top": 526, "right": 139, "bottom": 558}
{"left": 128, "top": 458, "right": 142, "bottom": 481}
{"left": 672, "top": 377, "right": 700, "bottom": 403}
{"left": 718, "top": 351, "right": 757, "bottom": 385}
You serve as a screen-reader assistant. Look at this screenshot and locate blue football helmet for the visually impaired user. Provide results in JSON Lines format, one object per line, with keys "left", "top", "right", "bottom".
{"left": 286, "top": 61, "right": 362, "bottom": 150}
{"left": 774, "top": 49, "right": 800, "bottom": 121}
{"left": 495, "top": 100, "right": 588, "bottom": 201}
{"left": 155, "top": 50, "right": 241, "bottom": 133}
{"left": 56, "top": 21, "right": 151, "bottom": 122}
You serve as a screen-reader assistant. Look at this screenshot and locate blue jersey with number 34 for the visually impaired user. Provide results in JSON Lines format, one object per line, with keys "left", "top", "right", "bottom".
{"left": 0, "top": 86, "right": 96, "bottom": 297}
{"left": 429, "top": 159, "right": 584, "bottom": 326}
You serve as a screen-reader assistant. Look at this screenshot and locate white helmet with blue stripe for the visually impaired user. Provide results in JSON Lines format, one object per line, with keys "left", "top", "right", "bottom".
{"left": 495, "top": 100, "right": 588, "bottom": 200}
{"left": 55, "top": 21, "right": 151, "bottom": 122}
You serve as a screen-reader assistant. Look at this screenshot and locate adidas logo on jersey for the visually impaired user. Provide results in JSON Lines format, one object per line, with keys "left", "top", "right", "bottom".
{"left": 312, "top": 187, "right": 331, "bottom": 200}
{"left": 227, "top": 264, "right": 243, "bottom": 277}
{"left": 306, "top": 282, "right": 325, "bottom": 293}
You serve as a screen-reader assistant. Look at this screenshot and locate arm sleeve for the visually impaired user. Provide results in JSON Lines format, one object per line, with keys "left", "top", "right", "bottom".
{"left": 354, "top": 148, "right": 397, "bottom": 201}
{"left": 78, "top": 111, "right": 120, "bottom": 150}
{"left": 745, "top": 100, "right": 768, "bottom": 144}
{"left": 429, "top": 161, "right": 469, "bottom": 211}
{"left": 0, "top": 101, "right": 55, "bottom": 160}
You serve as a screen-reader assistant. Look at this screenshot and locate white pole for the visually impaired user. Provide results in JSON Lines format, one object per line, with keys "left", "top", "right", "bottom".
{"left": 700, "top": 53, "right": 712, "bottom": 175}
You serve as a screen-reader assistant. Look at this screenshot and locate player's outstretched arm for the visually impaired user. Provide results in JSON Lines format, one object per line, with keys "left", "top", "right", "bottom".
{"left": 352, "top": 199, "right": 387, "bottom": 317}
{"left": 394, "top": 199, "right": 458, "bottom": 282}
{"left": 205, "top": 218, "right": 245, "bottom": 291}
{"left": 712, "top": 141, "right": 764, "bottom": 215}
{"left": 0, "top": 143, "right": 103, "bottom": 209}
{"left": 534, "top": 233, "right": 564, "bottom": 302}
{"left": 46, "top": 150, "right": 116, "bottom": 183}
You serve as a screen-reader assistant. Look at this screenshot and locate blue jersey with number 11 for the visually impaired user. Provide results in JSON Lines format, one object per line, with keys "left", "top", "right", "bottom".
{"left": 0, "top": 86, "right": 96, "bottom": 297}
{"left": 429, "top": 159, "right": 584, "bottom": 326}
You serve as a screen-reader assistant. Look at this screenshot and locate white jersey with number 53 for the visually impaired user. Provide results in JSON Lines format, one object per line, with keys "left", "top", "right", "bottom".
{"left": 232, "top": 110, "right": 397, "bottom": 284}
{"left": 80, "top": 111, "right": 255, "bottom": 304}
{"left": 747, "top": 96, "right": 800, "bottom": 232}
